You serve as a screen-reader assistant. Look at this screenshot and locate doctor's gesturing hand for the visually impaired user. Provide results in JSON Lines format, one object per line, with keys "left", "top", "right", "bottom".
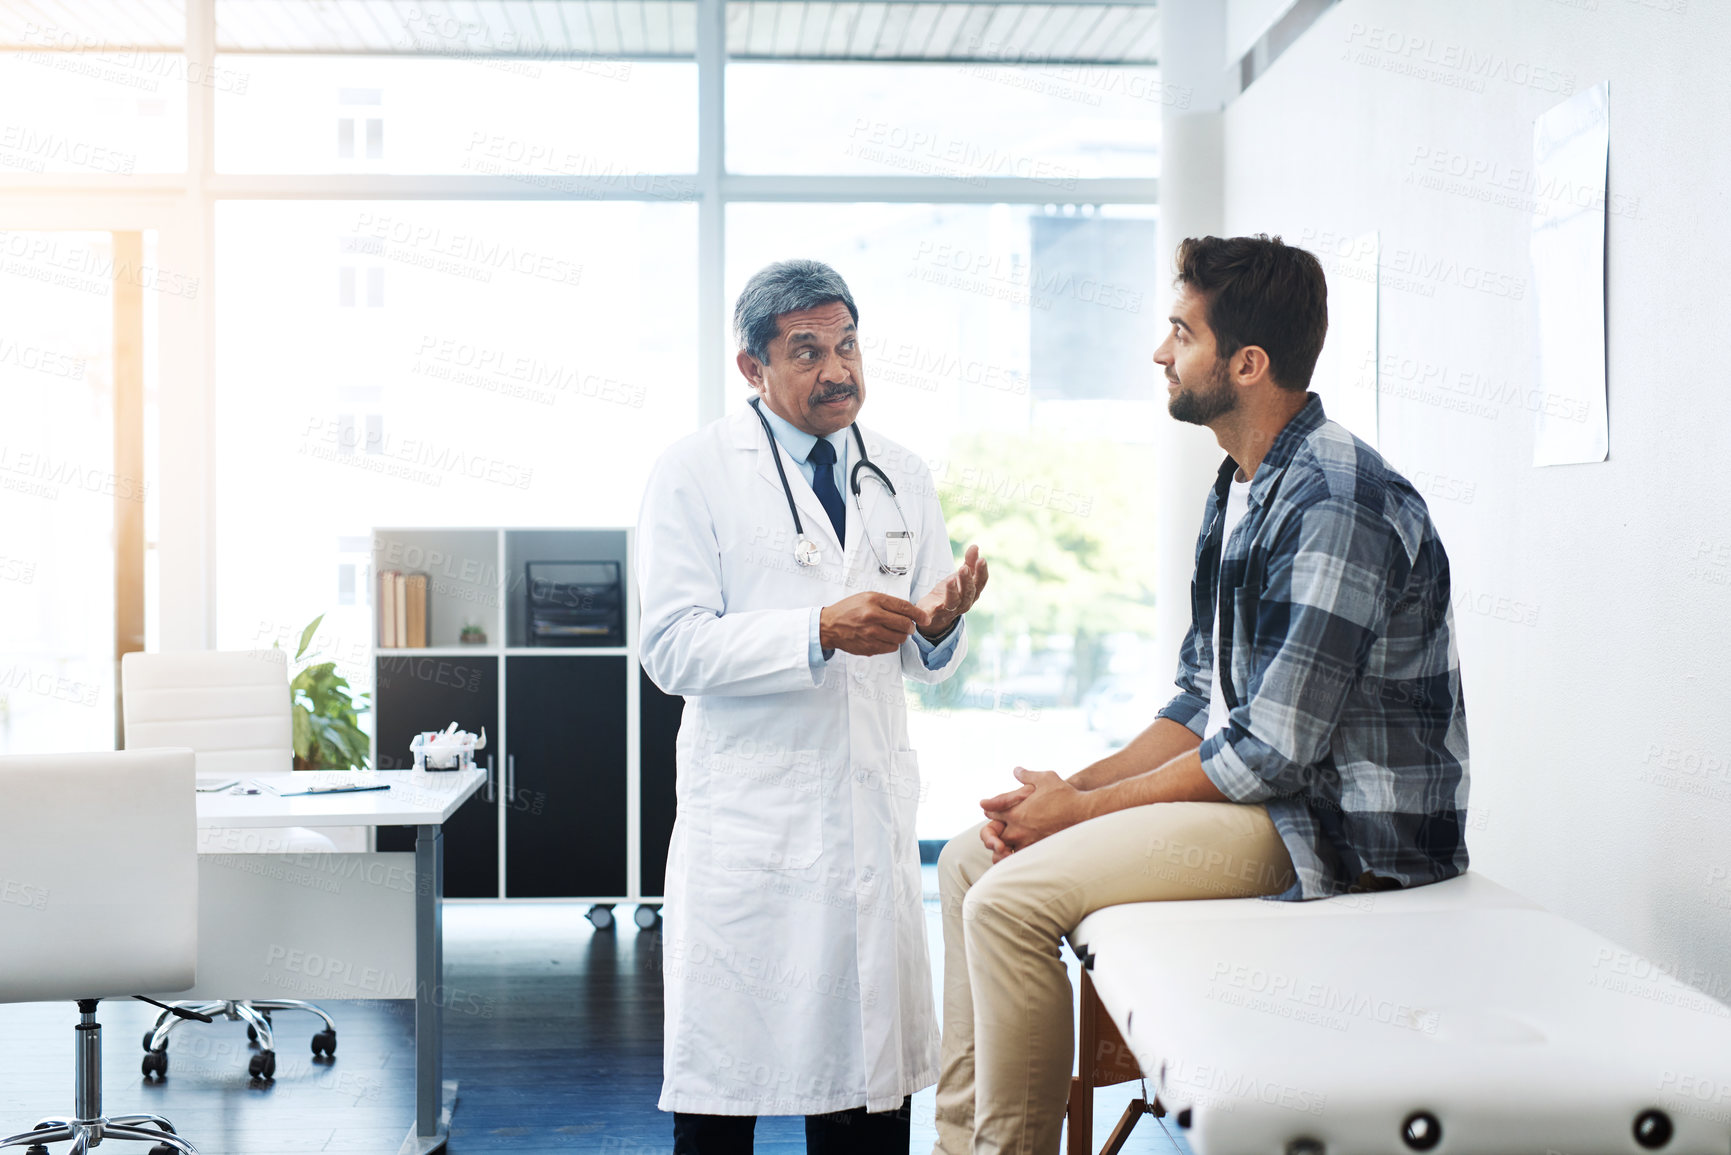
{"left": 915, "top": 543, "right": 988, "bottom": 641}
{"left": 818, "top": 544, "right": 989, "bottom": 656}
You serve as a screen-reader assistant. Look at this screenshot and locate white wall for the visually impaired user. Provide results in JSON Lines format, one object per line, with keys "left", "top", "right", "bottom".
{"left": 1220, "top": 0, "right": 1731, "bottom": 989}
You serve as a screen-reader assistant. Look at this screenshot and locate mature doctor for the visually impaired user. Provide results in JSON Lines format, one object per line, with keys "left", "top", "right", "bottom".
{"left": 637, "top": 259, "right": 987, "bottom": 1154}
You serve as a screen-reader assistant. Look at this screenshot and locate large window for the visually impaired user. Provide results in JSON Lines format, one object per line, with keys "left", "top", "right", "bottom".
{"left": 0, "top": 232, "right": 145, "bottom": 753}
{"left": 217, "top": 56, "right": 698, "bottom": 175}
{"left": 0, "top": 1, "right": 1163, "bottom": 815}
{"left": 727, "top": 62, "right": 1161, "bottom": 178}
{"left": 0, "top": 52, "right": 188, "bottom": 173}
{"left": 215, "top": 199, "right": 698, "bottom": 668}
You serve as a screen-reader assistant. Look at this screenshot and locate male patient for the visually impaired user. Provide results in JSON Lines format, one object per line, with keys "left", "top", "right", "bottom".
{"left": 932, "top": 234, "right": 1471, "bottom": 1155}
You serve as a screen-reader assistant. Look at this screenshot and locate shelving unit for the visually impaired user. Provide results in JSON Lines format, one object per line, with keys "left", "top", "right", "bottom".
{"left": 368, "top": 527, "right": 681, "bottom": 910}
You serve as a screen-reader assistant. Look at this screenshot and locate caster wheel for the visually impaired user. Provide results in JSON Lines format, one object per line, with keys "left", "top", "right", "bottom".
{"left": 142, "top": 1028, "right": 158, "bottom": 1052}
{"left": 142, "top": 1049, "right": 168, "bottom": 1079}
{"left": 311, "top": 1029, "right": 337, "bottom": 1057}
{"left": 248, "top": 1050, "right": 276, "bottom": 1081}
{"left": 25, "top": 1146, "right": 48, "bottom": 1155}
{"left": 150, "top": 1145, "right": 178, "bottom": 1155}
{"left": 587, "top": 904, "right": 615, "bottom": 931}
{"left": 633, "top": 904, "right": 661, "bottom": 930}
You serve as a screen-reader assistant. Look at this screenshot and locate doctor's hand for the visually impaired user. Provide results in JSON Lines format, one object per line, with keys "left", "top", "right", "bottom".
{"left": 917, "top": 544, "right": 989, "bottom": 641}
{"left": 982, "top": 767, "right": 1093, "bottom": 856}
{"left": 820, "top": 592, "right": 921, "bottom": 656}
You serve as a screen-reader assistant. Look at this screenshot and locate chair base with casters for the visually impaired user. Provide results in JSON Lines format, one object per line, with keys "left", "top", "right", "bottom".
{"left": 1, "top": 999, "right": 200, "bottom": 1155}
{"left": 143, "top": 999, "right": 337, "bottom": 1082}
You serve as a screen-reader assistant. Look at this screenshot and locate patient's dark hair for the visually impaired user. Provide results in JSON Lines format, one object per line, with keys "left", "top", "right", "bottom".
{"left": 1174, "top": 235, "right": 1328, "bottom": 391}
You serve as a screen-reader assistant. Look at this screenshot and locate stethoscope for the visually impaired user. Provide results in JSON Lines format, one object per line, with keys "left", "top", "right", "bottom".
{"left": 750, "top": 397, "right": 914, "bottom": 575}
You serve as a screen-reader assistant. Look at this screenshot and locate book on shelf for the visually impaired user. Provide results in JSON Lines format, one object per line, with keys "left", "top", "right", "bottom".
{"left": 377, "top": 569, "right": 431, "bottom": 649}
{"left": 405, "top": 573, "right": 427, "bottom": 648}
{"left": 380, "top": 569, "right": 397, "bottom": 648}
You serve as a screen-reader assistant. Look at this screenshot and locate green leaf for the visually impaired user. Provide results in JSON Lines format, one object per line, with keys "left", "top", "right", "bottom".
{"left": 295, "top": 614, "right": 324, "bottom": 662}
{"left": 291, "top": 703, "right": 313, "bottom": 761}
{"left": 334, "top": 722, "right": 371, "bottom": 769}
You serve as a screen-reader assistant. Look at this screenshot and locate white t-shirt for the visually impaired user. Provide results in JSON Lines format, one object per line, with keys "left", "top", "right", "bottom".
{"left": 1204, "top": 473, "right": 1254, "bottom": 739}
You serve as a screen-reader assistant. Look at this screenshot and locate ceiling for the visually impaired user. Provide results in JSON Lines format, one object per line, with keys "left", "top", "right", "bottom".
{"left": 0, "top": 0, "right": 1159, "bottom": 63}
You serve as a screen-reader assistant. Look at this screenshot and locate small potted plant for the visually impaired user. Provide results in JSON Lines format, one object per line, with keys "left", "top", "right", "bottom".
{"left": 280, "top": 614, "right": 370, "bottom": 772}
{"left": 459, "top": 621, "right": 488, "bottom": 646}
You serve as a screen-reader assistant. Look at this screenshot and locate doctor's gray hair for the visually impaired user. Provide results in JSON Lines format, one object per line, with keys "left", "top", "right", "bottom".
{"left": 734, "top": 259, "right": 859, "bottom": 366}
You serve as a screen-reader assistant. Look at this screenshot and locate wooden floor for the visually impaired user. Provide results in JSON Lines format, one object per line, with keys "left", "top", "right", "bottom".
{"left": 0, "top": 879, "right": 1187, "bottom": 1155}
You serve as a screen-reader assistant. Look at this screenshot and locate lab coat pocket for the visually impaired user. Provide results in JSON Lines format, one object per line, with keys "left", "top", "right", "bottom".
{"left": 706, "top": 746, "right": 826, "bottom": 871}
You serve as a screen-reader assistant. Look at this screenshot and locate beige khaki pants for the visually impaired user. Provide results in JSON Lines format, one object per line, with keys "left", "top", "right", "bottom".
{"left": 932, "top": 802, "right": 1295, "bottom": 1155}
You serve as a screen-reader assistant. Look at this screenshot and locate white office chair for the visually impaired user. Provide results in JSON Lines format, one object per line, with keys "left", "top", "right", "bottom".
{"left": 0, "top": 748, "right": 203, "bottom": 1155}
{"left": 120, "top": 650, "right": 354, "bottom": 1080}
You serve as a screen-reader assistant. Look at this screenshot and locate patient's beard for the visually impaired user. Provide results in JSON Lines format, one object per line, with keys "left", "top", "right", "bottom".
{"left": 1167, "top": 359, "right": 1236, "bottom": 426}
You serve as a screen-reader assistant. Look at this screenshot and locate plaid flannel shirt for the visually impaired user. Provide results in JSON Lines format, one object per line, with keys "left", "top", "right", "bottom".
{"left": 1158, "top": 394, "right": 1471, "bottom": 900}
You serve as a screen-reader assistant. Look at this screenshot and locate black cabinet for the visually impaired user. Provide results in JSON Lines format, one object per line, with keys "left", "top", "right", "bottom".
{"left": 639, "top": 669, "right": 683, "bottom": 898}
{"left": 505, "top": 655, "right": 627, "bottom": 897}
{"left": 371, "top": 526, "right": 680, "bottom": 905}
{"left": 374, "top": 654, "right": 499, "bottom": 898}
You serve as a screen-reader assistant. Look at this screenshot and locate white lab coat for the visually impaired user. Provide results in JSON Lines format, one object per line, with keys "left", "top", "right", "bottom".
{"left": 636, "top": 406, "right": 967, "bottom": 1117}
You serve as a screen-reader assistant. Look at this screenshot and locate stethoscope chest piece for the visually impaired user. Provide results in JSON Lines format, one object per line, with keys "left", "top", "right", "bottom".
{"left": 749, "top": 396, "right": 912, "bottom": 576}
{"left": 881, "top": 531, "right": 913, "bottom": 575}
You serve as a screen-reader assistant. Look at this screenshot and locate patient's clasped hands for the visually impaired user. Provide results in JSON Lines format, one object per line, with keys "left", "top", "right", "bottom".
{"left": 979, "top": 767, "right": 1092, "bottom": 864}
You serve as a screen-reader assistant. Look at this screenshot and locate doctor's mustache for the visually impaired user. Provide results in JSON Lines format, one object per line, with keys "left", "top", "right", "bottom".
{"left": 812, "top": 383, "right": 858, "bottom": 403}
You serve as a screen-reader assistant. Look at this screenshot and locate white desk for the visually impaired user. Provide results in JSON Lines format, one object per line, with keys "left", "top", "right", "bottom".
{"left": 196, "top": 769, "right": 484, "bottom": 830}
{"left": 189, "top": 768, "right": 485, "bottom": 1155}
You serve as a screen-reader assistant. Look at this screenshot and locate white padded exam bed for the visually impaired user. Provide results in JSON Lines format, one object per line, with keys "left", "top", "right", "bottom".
{"left": 1070, "top": 872, "right": 1731, "bottom": 1155}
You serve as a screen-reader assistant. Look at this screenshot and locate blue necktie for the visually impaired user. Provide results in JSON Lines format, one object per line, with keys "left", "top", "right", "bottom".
{"left": 806, "top": 437, "right": 846, "bottom": 543}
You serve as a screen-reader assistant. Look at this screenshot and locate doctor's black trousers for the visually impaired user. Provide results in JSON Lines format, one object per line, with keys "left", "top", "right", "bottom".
{"left": 672, "top": 1097, "right": 914, "bottom": 1154}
